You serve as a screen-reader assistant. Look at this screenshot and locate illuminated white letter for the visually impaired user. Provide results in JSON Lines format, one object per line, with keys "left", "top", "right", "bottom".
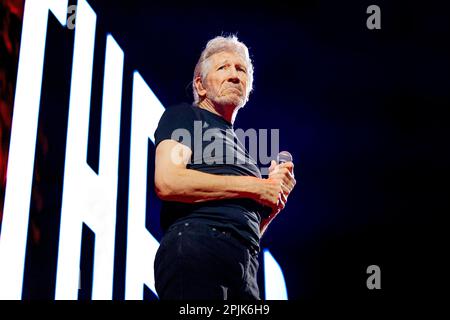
{"left": 55, "top": 0, "right": 124, "bottom": 299}
{"left": 125, "top": 72, "right": 165, "bottom": 299}
{"left": 0, "top": 0, "right": 68, "bottom": 300}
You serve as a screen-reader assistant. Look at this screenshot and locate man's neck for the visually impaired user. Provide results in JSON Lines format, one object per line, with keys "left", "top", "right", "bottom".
{"left": 197, "top": 99, "right": 239, "bottom": 125}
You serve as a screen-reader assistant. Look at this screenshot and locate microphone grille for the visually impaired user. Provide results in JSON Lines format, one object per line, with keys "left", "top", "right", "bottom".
{"left": 277, "top": 151, "right": 293, "bottom": 164}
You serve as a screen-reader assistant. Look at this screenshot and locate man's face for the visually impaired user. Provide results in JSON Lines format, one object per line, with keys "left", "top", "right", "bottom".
{"left": 201, "top": 51, "right": 248, "bottom": 108}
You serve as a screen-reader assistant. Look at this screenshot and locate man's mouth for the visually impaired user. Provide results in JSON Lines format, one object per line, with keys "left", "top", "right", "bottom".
{"left": 224, "top": 87, "right": 242, "bottom": 94}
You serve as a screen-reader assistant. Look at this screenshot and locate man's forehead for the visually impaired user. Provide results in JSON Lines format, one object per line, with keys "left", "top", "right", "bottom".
{"left": 210, "top": 51, "right": 246, "bottom": 65}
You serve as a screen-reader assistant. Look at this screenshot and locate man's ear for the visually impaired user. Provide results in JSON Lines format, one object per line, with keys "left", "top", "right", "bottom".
{"left": 194, "top": 76, "right": 207, "bottom": 98}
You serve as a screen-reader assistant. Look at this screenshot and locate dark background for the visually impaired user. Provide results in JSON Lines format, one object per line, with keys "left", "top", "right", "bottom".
{"left": 5, "top": 0, "right": 448, "bottom": 301}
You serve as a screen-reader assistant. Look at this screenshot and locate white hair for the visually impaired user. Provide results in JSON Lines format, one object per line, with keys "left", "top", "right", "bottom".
{"left": 192, "top": 35, "right": 254, "bottom": 105}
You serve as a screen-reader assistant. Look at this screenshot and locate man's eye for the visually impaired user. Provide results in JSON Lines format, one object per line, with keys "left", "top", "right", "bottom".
{"left": 218, "top": 65, "right": 225, "bottom": 70}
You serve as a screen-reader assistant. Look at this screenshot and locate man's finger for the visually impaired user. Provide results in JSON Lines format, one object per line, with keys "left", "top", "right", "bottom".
{"left": 268, "top": 160, "right": 277, "bottom": 173}
{"left": 281, "top": 183, "right": 291, "bottom": 197}
{"left": 278, "top": 161, "right": 294, "bottom": 170}
{"left": 278, "top": 161, "right": 294, "bottom": 175}
{"left": 271, "top": 171, "right": 295, "bottom": 190}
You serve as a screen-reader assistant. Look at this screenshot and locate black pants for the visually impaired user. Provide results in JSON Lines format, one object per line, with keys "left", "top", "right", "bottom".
{"left": 154, "top": 220, "right": 260, "bottom": 300}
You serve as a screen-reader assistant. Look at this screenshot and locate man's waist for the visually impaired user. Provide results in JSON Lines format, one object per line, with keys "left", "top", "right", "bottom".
{"left": 169, "top": 218, "right": 260, "bottom": 254}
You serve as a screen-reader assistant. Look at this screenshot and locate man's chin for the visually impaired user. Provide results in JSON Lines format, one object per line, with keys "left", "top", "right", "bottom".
{"left": 215, "top": 96, "right": 245, "bottom": 108}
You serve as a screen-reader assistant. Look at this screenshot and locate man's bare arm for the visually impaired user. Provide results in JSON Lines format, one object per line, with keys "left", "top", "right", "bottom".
{"left": 154, "top": 139, "right": 281, "bottom": 208}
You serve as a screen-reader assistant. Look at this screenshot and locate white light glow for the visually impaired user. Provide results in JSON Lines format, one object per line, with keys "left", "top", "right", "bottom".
{"left": 0, "top": 0, "right": 68, "bottom": 300}
{"left": 263, "top": 249, "right": 288, "bottom": 300}
{"left": 55, "top": 1, "right": 123, "bottom": 300}
{"left": 124, "top": 72, "right": 165, "bottom": 299}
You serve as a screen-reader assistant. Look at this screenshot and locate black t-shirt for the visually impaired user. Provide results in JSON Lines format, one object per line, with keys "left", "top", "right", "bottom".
{"left": 154, "top": 102, "right": 265, "bottom": 249}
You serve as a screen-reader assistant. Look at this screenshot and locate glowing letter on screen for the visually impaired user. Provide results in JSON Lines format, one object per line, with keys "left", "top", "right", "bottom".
{"left": 55, "top": 0, "right": 124, "bottom": 299}
{"left": 0, "top": 0, "right": 68, "bottom": 300}
{"left": 263, "top": 249, "right": 288, "bottom": 300}
{"left": 125, "top": 72, "right": 165, "bottom": 299}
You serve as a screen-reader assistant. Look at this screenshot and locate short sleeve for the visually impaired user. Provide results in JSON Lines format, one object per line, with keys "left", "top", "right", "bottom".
{"left": 154, "top": 103, "right": 197, "bottom": 150}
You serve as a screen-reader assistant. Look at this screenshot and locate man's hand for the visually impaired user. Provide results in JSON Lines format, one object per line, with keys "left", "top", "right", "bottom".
{"left": 255, "top": 178, "right": 284, "bottom": 210}
{"left": 259, "top": 159, "right": 297, "bottom": 235}
{"left": 267, "top": 159, "right": 296, "bottom": 215}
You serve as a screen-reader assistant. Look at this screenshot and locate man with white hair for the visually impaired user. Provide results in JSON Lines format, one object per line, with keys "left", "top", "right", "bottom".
{"left": 153, "top": 35, "right": 296, "bottom": 300}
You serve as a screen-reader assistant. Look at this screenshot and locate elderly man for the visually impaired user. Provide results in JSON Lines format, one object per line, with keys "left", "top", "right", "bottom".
{"left": 153, "top": 35, "right": 296, "bottom": 300}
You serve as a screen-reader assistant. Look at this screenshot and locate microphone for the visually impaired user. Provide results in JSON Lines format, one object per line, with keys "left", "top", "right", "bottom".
{"left": 277, "top": 151, "right": 293, "bottom": 165}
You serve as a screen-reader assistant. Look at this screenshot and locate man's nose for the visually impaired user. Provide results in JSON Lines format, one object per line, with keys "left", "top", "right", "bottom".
{"left": 227, "top": 69, "right": 240, "bottom": 83}
{"left": 228, "top": 76, "right": 240, "bottom": 84}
